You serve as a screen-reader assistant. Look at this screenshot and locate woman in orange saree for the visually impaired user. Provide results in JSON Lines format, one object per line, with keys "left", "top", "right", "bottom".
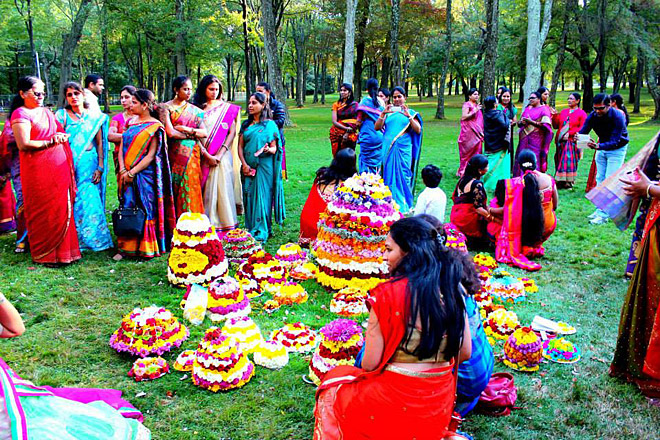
{"left": 329, "top": 83, "right": 359, "bottom": 157}
{"left": 162, "top": 76, "right": 206, "bottom": 218}
{"left": 10, "top": 76, "right": 80, "bottom": 265}
{"left": 116, "top": 89, "right": 175, "bottom": 259}
{"left": 611, "top": 168, "right": 660, "bottom": 398}
{"left": 314, "top": 217, "right": 471, "bottom": 439}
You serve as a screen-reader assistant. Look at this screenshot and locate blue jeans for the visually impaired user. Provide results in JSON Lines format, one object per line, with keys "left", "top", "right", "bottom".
{"left": 595, "top": 146, "right": 628, "bottom": 186}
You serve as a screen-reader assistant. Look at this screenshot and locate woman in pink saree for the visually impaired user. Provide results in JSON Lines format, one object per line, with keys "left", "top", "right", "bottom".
{"left": 457, "top": 88, "right": 484, "bottom": 177}
{"left": 514, "top": 91, "right": 553, "bottom": 176}
{"left": 193, "top": 75, "right": 242, "bottom": 233}
{"left": 9, "top": 76, "right": 80, "bottom": 265}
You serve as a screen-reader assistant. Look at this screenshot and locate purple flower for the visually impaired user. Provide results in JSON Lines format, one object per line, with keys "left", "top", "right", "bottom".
{"left": 319, "top": 319, "right": 363, "bottom": 342}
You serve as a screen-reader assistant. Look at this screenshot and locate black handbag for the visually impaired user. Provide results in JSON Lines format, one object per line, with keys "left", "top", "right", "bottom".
{"left": 112, "top": 181, "right": 146, "bottom": 237}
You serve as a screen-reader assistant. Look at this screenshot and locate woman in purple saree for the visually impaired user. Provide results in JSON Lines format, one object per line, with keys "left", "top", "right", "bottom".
{"left": 514, "top": 91, "right": 553, "bottom": 176}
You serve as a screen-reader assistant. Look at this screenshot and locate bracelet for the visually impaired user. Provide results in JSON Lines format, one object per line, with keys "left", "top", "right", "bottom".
{"left": 127, "top": 170, "right": 135, "bottom": 178}
{"left": 647, "top": 184, "right": 654, "bottom": 198}
{"left": 97, "top": 166, "right": 104, "bottom": 173}
{"left": 221, "top": 144, "right": 228, "bottom": 150}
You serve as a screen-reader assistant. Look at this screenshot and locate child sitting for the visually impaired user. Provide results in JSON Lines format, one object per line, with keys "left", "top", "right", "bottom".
{"left": 413, "top": 164, "right": 447, "bottom": 222}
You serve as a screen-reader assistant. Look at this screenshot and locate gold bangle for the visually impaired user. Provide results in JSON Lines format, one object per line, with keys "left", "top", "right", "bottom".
{"left": 647, "top": 184, "right": 654, "bottom": 198}
{"left": 127, "top": 170, "right": 135, "bottom": 178}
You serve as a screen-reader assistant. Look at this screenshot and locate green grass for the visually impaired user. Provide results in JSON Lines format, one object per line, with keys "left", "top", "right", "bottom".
{"left": 1, "top": 91, "right": 659, "bottom": 439}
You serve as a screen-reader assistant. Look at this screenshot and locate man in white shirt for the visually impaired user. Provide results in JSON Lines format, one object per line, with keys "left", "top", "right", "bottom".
{"left": 83, "top": 74, "right": 104, "bottom": 117}
{"left": 413, "top": 164, "right": 447, "bottom": 222}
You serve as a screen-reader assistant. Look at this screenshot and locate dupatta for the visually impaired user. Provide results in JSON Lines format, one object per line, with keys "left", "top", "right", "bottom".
{"left": 384, "top": 110, "right": 424, "bottom": 197}
{"left": 494, "top": 175, "right": 542, "bottom": 271}
{"left": 200, "top": 102, "right": 241, "bottom": 188}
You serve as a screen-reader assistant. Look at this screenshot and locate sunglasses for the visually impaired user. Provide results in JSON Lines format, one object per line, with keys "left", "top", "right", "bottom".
{"left": 66, "top": 91, "right": 82, "bottom": 97}
{"left": 593, "top": 106, "right": 606, "bottom": 110}
{"left": 31, "top": 91, "right": 46, "bottom": 98}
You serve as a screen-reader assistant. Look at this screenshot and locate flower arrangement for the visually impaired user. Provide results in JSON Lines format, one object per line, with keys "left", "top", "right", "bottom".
{"left": 309, "top": 319, "right": 364, "bottom": 385}
{"left": 271, "top": 322, "right": 317, "bottom": 353}
{"left": 128, "top": 357, "right": 169, "bottom": 382}
{"left": 167, "top": 213, "right": 228, "bottom": 286}
{"left": 275, "top": 243, "right": 308, "bottom": 269}
{"left": 271, "top": 281, "right": 309, "bottom": 306}
{"left": 253, "top": 340, "right": 289, "bottom": 369}
{"left": 239, "top": 278, "right": 261, "bottom": 299}
{"left": 483, "top": 309, "right": 521, "bottom": 341}
{"left": 109, "top": 306, "right": 189, "bottom": 357}
{"left": 262, "top": 300, "right": 281, "bottom": 313}
{"left": 173, "top": 350, "right": 196, "bottom": 372}
{"left": 503, "top": 327, "right": 543, "bottom": 372}
{"left": 443, "top": 223, "right": 468, "bottom": 253}
{"left": 314, "top": 173, "right": 401, "bottom": 292}
{"left": 192, "top": 327, "right": 255, "bottom": 392}
{"left": 221, "top": 228, "right": 262, "bottom": 265}
{"left": 542, "top": 338, "right": 581, "bottom": 363}
{"left": 474, "top": 253, "right": 498, "bottom": 270}
{"left": 206, "top": 277, "right": 251, "bottom": 322}
{"left": 518, "top": 277, "right": 538, "bottom": 293}
{"left": 237, "top": 251, "right": 286, "bottom": 288}
{"left": 289, "top": 261, "right": 319, "bottom": 281}
{"left": 330, "top": 287, "right": 370, "bottom": 317}
{"left": 221, "top": 315, "right": 263, "bottom": 354}
{"left": 485, "top": 269, "right": 526, "bottom": 304}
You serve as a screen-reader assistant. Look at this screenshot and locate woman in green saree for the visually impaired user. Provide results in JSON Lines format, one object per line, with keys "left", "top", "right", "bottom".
{"left": 237, "top": 92, "right": 285, "bottom": 242}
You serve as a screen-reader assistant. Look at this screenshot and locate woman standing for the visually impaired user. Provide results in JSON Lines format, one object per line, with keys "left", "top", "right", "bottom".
{"left": 162, "top": 76, "right": 206, "bottom": 218}
{"left": 482, "top": 96, "right": 510, "bottom": 192}
{"left": 115, "top": 89, "right": 175, "bottom": 259}
{"left": 356, "top": 78, "right": 384, "bottom": 174}
{"left": 238, "top": 92, "right": 285, "bottom": 242}
{"left": 10, "top": 76, "right": 80, "bottom": 265}
{"left": 56, "top": 81, "right": 113, "bottom": 252}
{"left": 299, "top": 148, "right": 357, "bottom": 246}
{"left": 514, "top": 91, "right": 553, "bottom": 176}
{"left": 108, "top": 85, "right": 136, "bottom": 175}
{"left": 329, "top": 83, "right": 359, "bottom": 156}
{"left": 497, "top": 87, "right": 517, "bottom": 175}
{"left": 450, "top": 154, "right": 491, "bottom": 248}
{"left": 552, "top": 92, "right": 587, "bottom": 189}
{"left": 457, "top": 88, "right": 484, "bottom": 177}
{"left": 536, "top": 86, "right": 550, "bottom": 106}
{"left": 375, "top": 86, "right": 423, "bottom": 213}
{"left": 194, "top": 75, "right": 242, "bottom": 232}
{"left": 314, "top": 217, "right": 471, "bottom": 439}
{"left": 611, "top": 167, "right": 660, "bottom": 397}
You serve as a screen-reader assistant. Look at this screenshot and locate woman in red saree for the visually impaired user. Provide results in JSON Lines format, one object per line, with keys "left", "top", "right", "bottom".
{"left": 486, "top": 150, "right": 557, "bottom": 271}
{"left": 115, "top": 89, "right": 175, "bottom": 259}
{"left": 450, "top": 154, "right": 492, "bottom": 249}
{"left": 611, "top": 167, "right": 660, "bottom": 398}
{"left": 299, "top": 148, "right": 357, "bottom": 246}
{"left": 514, "top": 91, "right": 553, "bottom": 176}
{"left": 551, "top": 93, "right": 587, "bottom": 189}
{"left": 329, "top": 83, "right": 359, "bottom": 157}
{"left": 10, "top": 76, "right": 80, "bottom": 265}
{"left": 314, "top": 217, "right": 471, "bottom": 439}
{"left": 457, "top": 88, "right": 484, "bottom": 177}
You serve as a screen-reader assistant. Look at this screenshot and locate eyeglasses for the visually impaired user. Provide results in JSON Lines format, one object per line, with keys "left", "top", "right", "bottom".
{"left": 66, "top": 91, "right": 82, "bottom": 97}
{"left": 593, "top": 106, "right": 606, "bottom": 111}
{"left": 31, "top": 91, "right": 46, "bottom": 98}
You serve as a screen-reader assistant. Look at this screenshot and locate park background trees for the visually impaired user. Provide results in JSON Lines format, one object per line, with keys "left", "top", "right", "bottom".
{"left": 0, "top": 0, "right": 658, "bottom": 119}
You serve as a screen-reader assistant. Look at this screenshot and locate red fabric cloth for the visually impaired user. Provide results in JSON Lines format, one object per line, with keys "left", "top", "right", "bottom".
{"left": 450, "top": 202, "right": 484, "bottom": 239}
{"left": 0, "top": 179, "right": 16, "bottom": 232}
{"left": 299, "top": 182, "right": 331, "bottom": 246}
{"left": 11, "top": 107, "right": 80, "bottom": 264}
{"left": 313, "top": 278, "right": 456, "bottom": 439}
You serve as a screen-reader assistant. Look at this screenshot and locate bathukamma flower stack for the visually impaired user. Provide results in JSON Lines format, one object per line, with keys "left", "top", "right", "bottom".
{"left": 503, "top": 327, "right": 543, "bottom": 372}
{"left": 314, "top": 173, "right": 401, "bottom": 292}
{"left": 309, "top": 319, "right": 364, "bottom": 385}
{"left": 221, "top": 228, "right": 262, "bottom": 265}
{"left": 206, "top": 276, "right": 251, "bottom": 322}
{"left": 109, "top": 306, "right": 189, "bottom": 357}
{"left": 167, "top": 213, "right": 228, "bottom": 286}
{"left": 271, "top": 322, "right": 317, "bottom": 353}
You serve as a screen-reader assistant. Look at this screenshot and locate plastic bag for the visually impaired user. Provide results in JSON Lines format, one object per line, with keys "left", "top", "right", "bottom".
{"left": 183, "top": 284, "right": 208, "bottom": 325}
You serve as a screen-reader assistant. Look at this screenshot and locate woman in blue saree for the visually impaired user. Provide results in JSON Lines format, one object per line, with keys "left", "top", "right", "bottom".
{"left": 356, "top": 78, "right": 384, "bottom": 174}
{"left": 237, "top": 92, "right": 285, "bottom": 242}
{"left": 55, "top": 82, "right": 112, "bottom": 252}
{"left": 375, "top": 86, "right": 423, "bottom": 213}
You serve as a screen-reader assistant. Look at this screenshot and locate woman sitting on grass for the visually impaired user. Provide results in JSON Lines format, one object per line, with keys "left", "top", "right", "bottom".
{"left": 0, "top": 293, "right": 150, "bottom": 439}
{"left": 486, "top": 150, "right": 557, "bottom": 271}
{"left": 298, "top": 148, "right": 357, "bottom": 246}
{"left": 450, "top": 154, "right": 492, "bottom": 249}
{"left": 314, "top": 216, "right": 471, "bottom": 439}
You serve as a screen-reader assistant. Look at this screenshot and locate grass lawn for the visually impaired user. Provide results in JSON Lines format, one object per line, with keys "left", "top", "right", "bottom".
{"left": 1, "top": 91, "right": 659, "bottom": 439}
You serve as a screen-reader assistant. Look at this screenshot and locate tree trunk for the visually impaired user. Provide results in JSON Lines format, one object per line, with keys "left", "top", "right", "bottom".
{"left": 354, "top": 0, "right": 370, "bottom": 100}
{"left": 292, "top": 19, "right": 306, "bottom": 107}
{"left": 645, "top": 55, "right": 660, "bottom": 120}
{"left": 597, "top": 0, "right": 608, "bottom": 92}
{"left": 226, "top": 54, "right": 233, "bottom": 102}
{"left": 58, "top": 0, "right": 93, "bottom": 106}
{"left": 582, "top": 71, "right": 594, "bottom": 111}
{"left": 174, "top": 0, "right": 187, "bottom": 75}
{"left": 14, "top": 0, "right": 38, "bottom": 77}
{"left": 241, "top": 0, "right": 252, "bottom": 107}
{"left": 549, "top": 0, "right": 575, "bottom": 107}
{"left": 482, "top": 0, "right": 499, "bottom": 97}
{"left": 101, "top": 3, "right": 110, "bottom": 112}
{"left": 389, "top": 0, "right": 402, "bottom": 87}
{"left": 321, "top": 58, "right": 327, "bottom": 104}
{"left": 634, "top": 49, "right": 644, "bottom": 114}
{"left": 523, "top": 0, "right": 553, "bottom": 101}
{"left": 343, "top": 0, "right": 358, "bottom": 84}
{"left": 380, "top": 56, "right": 391, "bottom": 89}
{"left": 313, "top": 54, "right": 320, "bottom": 103}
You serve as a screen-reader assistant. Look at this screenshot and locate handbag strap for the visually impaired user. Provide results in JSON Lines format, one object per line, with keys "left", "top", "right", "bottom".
{"left": 118, "top": 177, "right": 143, "bottom": 211}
